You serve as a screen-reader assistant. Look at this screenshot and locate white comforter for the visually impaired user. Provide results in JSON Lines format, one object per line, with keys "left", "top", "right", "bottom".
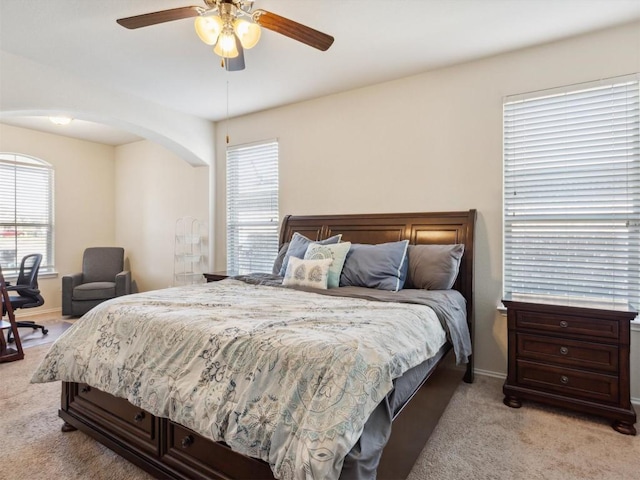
{"left": 32, "top": 279, "right": 447, "bottom": 480}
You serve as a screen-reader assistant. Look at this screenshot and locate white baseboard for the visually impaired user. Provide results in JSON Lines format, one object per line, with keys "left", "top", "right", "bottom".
{"left": 474, "top": 368, "right": 506, "bottom": 380}
{"left": 13, "top": 307, "right": 62, "bottom": 319}
{"left": 473, "top": 368, "right": 640, "bottom": 408}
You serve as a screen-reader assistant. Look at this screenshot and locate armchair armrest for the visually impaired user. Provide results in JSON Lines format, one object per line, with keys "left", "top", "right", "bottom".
{"left": 62, "top": 272, "right": 84, "bottom": 315}
{"left": 115, "top": 271, "right": 131, "bottom": 297}
{"left": 62, "top": 272, "right": 84, "bottom": 289}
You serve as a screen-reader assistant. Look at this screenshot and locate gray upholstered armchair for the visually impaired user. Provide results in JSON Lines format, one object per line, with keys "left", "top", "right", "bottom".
{"left": 62, "top": 247, "right": 131, "bottom": 316}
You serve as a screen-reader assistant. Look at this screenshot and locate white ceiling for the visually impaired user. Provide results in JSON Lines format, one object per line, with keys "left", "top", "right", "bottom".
{"left": 1, "top": 0, "right": 640, "bottom": 145}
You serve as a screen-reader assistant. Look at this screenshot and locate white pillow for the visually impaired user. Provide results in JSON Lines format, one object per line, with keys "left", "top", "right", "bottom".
{"left": 283, "top": 257, "right": 333, "bottom": 289}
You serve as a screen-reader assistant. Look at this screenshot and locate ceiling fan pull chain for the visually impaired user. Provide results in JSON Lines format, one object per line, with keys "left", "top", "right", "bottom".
{"left": 226, "top": 79, "right": 230, "bottom": 144}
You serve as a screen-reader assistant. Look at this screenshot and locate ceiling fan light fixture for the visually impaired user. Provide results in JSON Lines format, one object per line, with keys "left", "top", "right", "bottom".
{"left": 49, "top": 116, "right": 73, "bottom": 126}
{"left": 214, "top": 29, "right": 239, "bottom": 58}
{"left": 233, "top": 18, "right": 260, "bottom": 49}
{"left": 194, "top": 15, "right": 223, "bottom": 45}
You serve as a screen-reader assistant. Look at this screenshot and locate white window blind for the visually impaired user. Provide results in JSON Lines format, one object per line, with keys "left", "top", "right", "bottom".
{"left": 226, "top": 140, "right": 279, "bottom": 275}
{"left": 503, "top": 75, "right": 640, "bottom": 306}
{"left": 0, "top": 153, "right": 55, "bottom": 276}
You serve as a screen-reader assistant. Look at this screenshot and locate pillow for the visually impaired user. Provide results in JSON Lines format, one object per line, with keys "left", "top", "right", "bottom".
{"left": 282, "top": 257, "right": 333, "bottom": 289}
{"left": 272, "top": 242, "right": 290, "bottom": 275}
{"left": 278, "top": 232, "right": 342, "bottom": 276}
{"left": 339, "top": 240, "right": 409, "bottom": 291}
{"left": 304, "top": 241, "right": 352, "bottom": 288}
{"left": 405, "top": 244, "right": 465, "bottom": 290}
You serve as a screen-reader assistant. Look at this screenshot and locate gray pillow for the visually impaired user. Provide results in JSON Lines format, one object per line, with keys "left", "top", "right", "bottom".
{"left": 339, "top": 240, "right": 409, "bottom": 291}
{"left": 405, "top": 244, "right": 465, "bottom": 290}
{"left": 272, "top": 242, "right": 290, "bottom": 275}
{"left": 278, "top": 233, "right": 342, "bottom": 276}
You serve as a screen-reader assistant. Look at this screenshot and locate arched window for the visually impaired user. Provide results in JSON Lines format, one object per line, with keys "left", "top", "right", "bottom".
{"left": 0, "top": 153, "right": 55, "bottom": 276}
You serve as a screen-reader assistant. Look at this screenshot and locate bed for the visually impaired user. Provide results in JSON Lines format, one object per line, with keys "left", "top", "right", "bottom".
{"left": 33, "top": 210, "right": 476, "bottom": 480}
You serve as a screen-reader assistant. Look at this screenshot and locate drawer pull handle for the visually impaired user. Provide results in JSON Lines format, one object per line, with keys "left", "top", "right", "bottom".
{"left": 134, "top": 412, "right": 145, "bottom": 423}
{"left": 560, "top": 375, "right": 569, "bottom": 384}
{"left": 80, "top": 386, "right": 91, "bottom": 393}
{"left": 559, "top": 321, "right": 569, "bottom": 328}
{"left": 181, "top": 435, "right": 194, "bottom": 449}
{"left": 560, "top": 347, "right": 569, "bottom": 355}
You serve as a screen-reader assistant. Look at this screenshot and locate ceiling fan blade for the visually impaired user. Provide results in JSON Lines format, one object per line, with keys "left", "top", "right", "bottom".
{"left": 117, "top": 6, "right": 202, "bottom": 29}
{"left": 225, "top": 37, "right": 246, "bottom": 72}
{"left": 253, "top": 9, "right": 334, "bottom": 51}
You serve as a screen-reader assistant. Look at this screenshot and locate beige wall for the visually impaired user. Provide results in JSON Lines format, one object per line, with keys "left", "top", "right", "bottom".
{"left": 0, "top": 123, "right": 116, "bottom": 313}
{"left": 214, "top": 21, "right": 640, "bottom": 398}
{"left": 0, "top": 126, "right": 210, "bottom": 311}
{"left": 115, "top": 140, "right": 209, "bottom": 292}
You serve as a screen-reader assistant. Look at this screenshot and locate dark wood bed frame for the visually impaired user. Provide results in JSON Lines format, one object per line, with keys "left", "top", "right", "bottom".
{"left": 59, "top": 210, "right": 476, "bottom": 480}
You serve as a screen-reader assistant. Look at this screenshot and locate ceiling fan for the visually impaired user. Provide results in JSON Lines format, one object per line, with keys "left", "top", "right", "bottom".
{"left": 116, "top": 0, "right": 334, "bottom": 72}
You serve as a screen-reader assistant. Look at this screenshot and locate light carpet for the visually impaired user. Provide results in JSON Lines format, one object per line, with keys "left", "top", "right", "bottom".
{"left": 1, "top": 338, "right": 639, "bottom": 479}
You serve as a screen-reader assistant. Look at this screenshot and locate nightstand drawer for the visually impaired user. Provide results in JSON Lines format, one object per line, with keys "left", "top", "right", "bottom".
{"left": 517, "top": 360, "right": 619, "bottom": 404}
{"left": 517, "top": 334, "right": 619, "bottom": 373}
{"left": 515, "top": 311, "right": 619, "bottom": 340}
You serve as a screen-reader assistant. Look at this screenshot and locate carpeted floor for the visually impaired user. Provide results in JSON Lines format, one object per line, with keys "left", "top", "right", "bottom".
{"left": 406, "top": 376, "right": 640, "bottom": 480}
{"left": 1, "top": 318, "right": 639, "bottom": 479}
{"left": 16, "top": 318, "right": 73, "bottom": 349}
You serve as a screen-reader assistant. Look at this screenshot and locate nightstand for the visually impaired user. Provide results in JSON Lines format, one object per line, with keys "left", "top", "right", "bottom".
{"left": 203, "top": 272, "right": 229, "bottom": 282}
{"left": 502, "top": 296, "right": 637, "bottom": 435}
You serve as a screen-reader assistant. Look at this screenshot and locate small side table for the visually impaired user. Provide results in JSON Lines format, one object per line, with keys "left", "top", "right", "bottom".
{"left": 0, "top": 268, "right": 24, "bottom": 363}
{"left": 502, "top": 295, "right": 636, "bottom": 435}
{"left": 203, "top": 272, "right": 229, "bottom": 283}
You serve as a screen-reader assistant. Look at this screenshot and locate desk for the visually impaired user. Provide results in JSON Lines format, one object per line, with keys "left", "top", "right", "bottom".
{"left": 0, "top": 268, "right": 24, "bottom": 362}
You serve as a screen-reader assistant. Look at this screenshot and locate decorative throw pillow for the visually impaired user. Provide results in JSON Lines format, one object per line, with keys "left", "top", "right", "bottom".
{"left": 405, "top": 244, "right": 465, "bottom": 290}
{"left": 278, "top": 232, "right": 342, "bottom": 276}
{"left": 304, "top": 241, "right": 352, "bottom": 288}
{"left": 282, "top": 257, "right": 333, "bottom": 289}
{"left": 339, "top": 240, "right": 409, "bottom": 291}
{"left": 272, "top": 242, "right": 290, "bottom": 275}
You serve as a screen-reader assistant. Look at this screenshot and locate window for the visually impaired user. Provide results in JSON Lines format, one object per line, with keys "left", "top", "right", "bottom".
{"left": 0, "top": 153, "right": 55, "bottom": 276}
{"left": 503, "top": 74, "right": 640, "bottom": 306}
{"left": 226, "top": 139, "right": 279, "bottom": 275}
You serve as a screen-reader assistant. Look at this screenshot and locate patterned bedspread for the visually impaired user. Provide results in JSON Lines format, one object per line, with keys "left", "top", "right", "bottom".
{"left": 32, "top": 279, "right": 449, "bottom": 480}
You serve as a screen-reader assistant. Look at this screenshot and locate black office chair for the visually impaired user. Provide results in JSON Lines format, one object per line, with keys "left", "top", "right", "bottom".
{"left": 3, "top": 253, "right": 47, "bottom": 342}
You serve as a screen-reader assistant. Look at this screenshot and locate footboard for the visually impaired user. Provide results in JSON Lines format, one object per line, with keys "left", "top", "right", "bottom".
{"left": 60, "top": 381, "right": 275, "bottom": 479}
{"left": 59, "top": 347, "right": 465, "bottom": 480}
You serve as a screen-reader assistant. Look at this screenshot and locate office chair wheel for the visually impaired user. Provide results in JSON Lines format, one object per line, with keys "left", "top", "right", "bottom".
{"left": 42, "top": 328, "right": 49, "bottom": 335}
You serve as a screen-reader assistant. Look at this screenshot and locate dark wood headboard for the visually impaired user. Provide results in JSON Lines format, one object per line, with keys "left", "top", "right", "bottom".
{"left": 279, "top": 210, "right": 477, "bottom": 380}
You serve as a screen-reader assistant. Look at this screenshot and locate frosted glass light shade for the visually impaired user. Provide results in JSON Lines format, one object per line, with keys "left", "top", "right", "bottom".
{"left": 49, "top": 116, "right": 72, "bottom": 125}
{"left": 214, "top": 31, "right": 239, "bottom": 58}
{"left": 195, "top": 15, "right": 223, "bottom": 45}
{"left": 233, "top": 19, "right": 261, "bottom": 49}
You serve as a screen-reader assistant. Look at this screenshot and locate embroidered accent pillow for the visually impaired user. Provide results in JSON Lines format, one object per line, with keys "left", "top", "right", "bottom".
{"left": 278, "top": 233, "right": 342, "bottom": 276}
{"left": 304, "top": 241, "right": 352, "bottom": 288}
{"left": 282, "top": 257, "right": 333, "bottom": 289}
